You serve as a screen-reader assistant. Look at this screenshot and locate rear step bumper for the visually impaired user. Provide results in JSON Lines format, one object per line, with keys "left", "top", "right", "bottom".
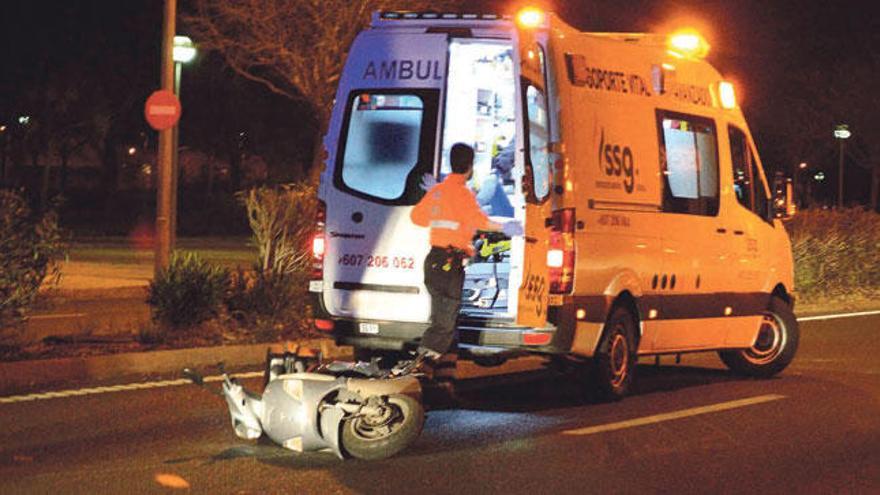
{"left": 314, "top": 292, "right": 579, "bottom": 356}
{"left": 330, "top": 317, "right": 568, "bottom": 355}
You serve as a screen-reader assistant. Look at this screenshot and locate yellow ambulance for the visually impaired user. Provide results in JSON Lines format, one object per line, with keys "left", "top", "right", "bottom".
{"left": 310, "top": 8, "right": 799, "bottom": 399}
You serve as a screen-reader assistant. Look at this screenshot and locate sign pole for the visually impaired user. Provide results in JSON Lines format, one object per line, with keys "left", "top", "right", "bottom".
{"left": 837, "top": 138, "right": 845, "bottom": 209}
{"left": 156, "top": 0, "right": 177, "bottom": 276}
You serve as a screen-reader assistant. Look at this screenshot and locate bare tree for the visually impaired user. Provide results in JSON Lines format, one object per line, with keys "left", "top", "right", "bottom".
{"left": 184, "top": 0, "right": 461, "bottom": 178}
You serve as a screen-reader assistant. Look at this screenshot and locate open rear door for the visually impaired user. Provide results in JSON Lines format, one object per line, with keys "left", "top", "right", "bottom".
{"left": 516, "top": 40, "right": 552, "bottom": 329}
{"left": 321, "top": 31, "right": 448, "bottom": 324}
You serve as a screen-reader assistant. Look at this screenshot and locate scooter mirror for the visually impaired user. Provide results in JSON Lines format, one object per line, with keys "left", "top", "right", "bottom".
{"left": 182, "top": 368, "right": 204, "bottom": 386}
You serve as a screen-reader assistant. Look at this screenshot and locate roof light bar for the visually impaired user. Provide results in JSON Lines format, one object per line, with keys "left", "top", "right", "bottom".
{"left": 379, "top": 11, "right": 509, "bottom": 21}
{"left": 667, "top": 29, "right": 710, "bottom": 59}
{"left": 718, "top": 81, "right": 737, "bottom": 109}
{"left": 516, "top": 7, "right": 546, "bottom": 28}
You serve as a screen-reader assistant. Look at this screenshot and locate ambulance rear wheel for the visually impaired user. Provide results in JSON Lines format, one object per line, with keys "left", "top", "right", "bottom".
{"left": 719, "top": 296, "right": 799, "bottom": 378}
{"left": 587, "top": 306, "right": 638, "bottom": 401}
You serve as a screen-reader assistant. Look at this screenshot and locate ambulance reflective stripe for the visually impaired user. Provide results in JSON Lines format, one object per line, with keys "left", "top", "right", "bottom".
{"left": 429, "top": 220, "right": 461, "bottom": 230}
{"left": 410, "top": 174, "right": 493, "bottom": 253}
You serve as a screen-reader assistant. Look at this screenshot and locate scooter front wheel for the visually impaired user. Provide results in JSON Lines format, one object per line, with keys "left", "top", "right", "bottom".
{"left": 341, "top": 394, "right": 424, "bottom": 460}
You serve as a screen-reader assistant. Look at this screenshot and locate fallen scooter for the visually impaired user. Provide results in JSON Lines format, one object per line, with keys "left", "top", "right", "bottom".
{"left": 183, "top": 349, "right": 424, "bottom": 461}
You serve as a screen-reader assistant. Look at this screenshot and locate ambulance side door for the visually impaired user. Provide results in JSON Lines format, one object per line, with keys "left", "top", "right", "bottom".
{"left": 725, "top": 125, "right": 774, "bottom": 346}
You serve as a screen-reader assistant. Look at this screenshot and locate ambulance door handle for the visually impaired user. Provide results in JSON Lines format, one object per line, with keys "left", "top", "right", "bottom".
{"left": 524, "top": 236, "right": 538, "bottom": 244}
{"left": 733, "top": 230, "right": 744, "bottom": 236}
{"left": 716, "top": 228, "right": 727, "bottom": 234}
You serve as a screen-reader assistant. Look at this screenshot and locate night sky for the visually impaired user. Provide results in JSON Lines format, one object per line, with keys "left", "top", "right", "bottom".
{"left": 1, "top": 1, "right": 878, "bottom": 199}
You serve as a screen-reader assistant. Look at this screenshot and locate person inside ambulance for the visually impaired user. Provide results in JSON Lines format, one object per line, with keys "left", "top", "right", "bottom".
{"left": 393, "top": 143, "right": 523, "bottom": 375}
{"left": 475, "top": 137, "right": 516, "bottom": 218}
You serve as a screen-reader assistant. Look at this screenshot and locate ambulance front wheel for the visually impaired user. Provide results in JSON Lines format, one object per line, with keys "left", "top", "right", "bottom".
{"left": 719, "top": 296, "right": 799, "bottom": 378}
{"left": 587, "top": 306, "right": 638, "bottom": 401}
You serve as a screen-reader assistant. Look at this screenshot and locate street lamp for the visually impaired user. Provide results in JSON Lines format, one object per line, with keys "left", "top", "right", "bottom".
{"left": 834, "top": 124, "right": 851, "bottom": 208}
{"left": 170, "top": 35, "right": 196, "bottom": 246}
{"left": 794, "top": 162, "right": 808, "bottom": 208}
{"left": 173, "top": 36, "right": 196, "bottom": 65}
{"left": 0, "top": 124, "right": 7, "bottom": 185}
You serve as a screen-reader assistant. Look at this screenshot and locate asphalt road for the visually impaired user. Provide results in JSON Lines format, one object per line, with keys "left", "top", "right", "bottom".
{"left": 1, "top": 313, "right": 878, "bottom": 494}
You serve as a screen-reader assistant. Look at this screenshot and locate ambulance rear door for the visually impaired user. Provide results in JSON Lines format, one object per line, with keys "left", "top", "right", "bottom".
{"left": 515, "top": 38, "right": 553, "bottom": 329}
{"left": 320, "top": 31, "right": 447, "bottom": 324}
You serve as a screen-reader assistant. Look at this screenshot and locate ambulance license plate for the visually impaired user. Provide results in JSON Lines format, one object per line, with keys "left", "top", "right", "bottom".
{"left": 359, "top": 323, "right": 379, "bottom": 334}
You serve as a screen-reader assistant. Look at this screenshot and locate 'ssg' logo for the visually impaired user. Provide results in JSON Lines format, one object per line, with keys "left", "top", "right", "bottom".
{"left": 598, "top": 130, "right": 637, "bottom": 193}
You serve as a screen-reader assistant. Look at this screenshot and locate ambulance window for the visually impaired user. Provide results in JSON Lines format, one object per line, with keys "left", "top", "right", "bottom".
{"left": 729, "top": 127, "right": 753, "bottom": 210}
{"left": 337, "top": 91, "right": 437, "bottom": 204}
{"left": 525, "top": 84, "right": 550, "bottom": 201}
{"left": 752, "top": 159, "right": 770, "bottom": 220}
{"left": 729, "top": 126, "right": 770, "bottom": 220}
{"left": 657, "top": 112, "right": 719, "bottom": 216}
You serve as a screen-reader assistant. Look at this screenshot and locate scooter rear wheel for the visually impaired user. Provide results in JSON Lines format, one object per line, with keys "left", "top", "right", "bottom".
{"left": 341, "top": 394, "right": 424, "bottom": 460}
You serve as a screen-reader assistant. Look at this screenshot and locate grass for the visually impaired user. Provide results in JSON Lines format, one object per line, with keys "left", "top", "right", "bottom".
{"left": 68, "top": 236, "right": 257, "bottom": 268}
{"left": 785, "top": 208, "right": 880, "bottom": 304}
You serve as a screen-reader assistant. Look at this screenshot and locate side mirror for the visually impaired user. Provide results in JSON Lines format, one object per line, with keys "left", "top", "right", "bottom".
{"left": 772, "top": 177, "right": 796, "bottom": 220}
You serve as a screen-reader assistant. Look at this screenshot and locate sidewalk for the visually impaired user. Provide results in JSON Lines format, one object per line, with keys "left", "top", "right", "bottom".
{"left": 21, "top": 260, "right": 153, "bottom": 343}
{"left": 44, "top": 260, "right": 152, "bottom": 295}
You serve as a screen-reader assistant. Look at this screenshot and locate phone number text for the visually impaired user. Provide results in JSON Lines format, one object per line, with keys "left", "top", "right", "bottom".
{"left": 338, "top": 254, "right": 416, "bottom": 270}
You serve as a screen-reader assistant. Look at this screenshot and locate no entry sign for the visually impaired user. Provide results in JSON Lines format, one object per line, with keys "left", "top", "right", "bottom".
{"left": 144, "top": 90, "right": 181, "bottom": 131}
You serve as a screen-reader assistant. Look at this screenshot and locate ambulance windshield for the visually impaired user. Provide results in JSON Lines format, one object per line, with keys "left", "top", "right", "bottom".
{"left": 338, "top": 91, "right": 437, "bottom": 203}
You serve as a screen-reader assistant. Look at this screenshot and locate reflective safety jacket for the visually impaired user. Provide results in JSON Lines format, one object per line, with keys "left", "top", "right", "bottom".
{"left": 411, "top": 173, "right": 493, "bottom": 255}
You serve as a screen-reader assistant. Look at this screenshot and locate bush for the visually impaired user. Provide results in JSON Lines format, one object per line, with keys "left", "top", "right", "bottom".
{"left": 786, "top": 208, "right": 880, "bottom": 301}
{"left": 0, "top": 190, "right": 66, "bottom": 328}
{"left": 225, "top": 267, "right": 311, "bottom": 338}
{"left": 239, "top": 183, "right": 317, "bottom": 274}
{"left": 147, "top": 251, "right": 230, "bottom": 328}
{"left": 227, "top": 183, "right": 317, "bottom": 338}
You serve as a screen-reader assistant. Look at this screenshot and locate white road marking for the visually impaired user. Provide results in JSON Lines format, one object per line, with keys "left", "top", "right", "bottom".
{"left": 27, "top": 313, "right": 87, "bottom": 320}
{"left": 2, "top": 309, "right": 878, "bottom": 406}
{"left": 562, "top": 394, "right": 786, "bottom": 436}
{"left": 0, "top": 371, "right": 263, "bottom": 404}
{"left": 797, "top": 309, "right": 880, "bottom": 322}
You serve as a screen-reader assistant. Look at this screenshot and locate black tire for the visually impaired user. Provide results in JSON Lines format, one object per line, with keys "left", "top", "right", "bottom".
{"left": 587, "top": 306, "right": 638, "bottom": 401}
{"left": 472, "top": 355, "right": 508, "bottom": 368}
{"left": 341, "top": 394, "right": 425, "bottom": 461}
{"left": 719, "top": 296, "right": 799, "bottom": 378}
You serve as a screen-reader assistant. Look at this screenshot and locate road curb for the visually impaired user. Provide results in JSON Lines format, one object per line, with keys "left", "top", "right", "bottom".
{"left": 0, "top": 338, "right": 350, "bottom": 395}
{"left": 39, "top": 286, "right": 149, "bottom": 300}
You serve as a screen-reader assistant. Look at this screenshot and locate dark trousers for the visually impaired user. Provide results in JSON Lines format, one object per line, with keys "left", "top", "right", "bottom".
{"left": 419, "top": 246, "right": 465, "bottom": 355}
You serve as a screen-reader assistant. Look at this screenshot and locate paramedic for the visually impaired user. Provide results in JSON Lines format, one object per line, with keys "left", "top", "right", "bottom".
{"left": 404, "top": 143, "right": 523, "bottom": 370}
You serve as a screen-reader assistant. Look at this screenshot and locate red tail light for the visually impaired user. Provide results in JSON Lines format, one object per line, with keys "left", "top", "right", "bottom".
{"left": 314, "top": 319, "right": 334, "bottom": 332}
{"left": 311, "top": 200, "right": 326, "bottom": 280}
{"left": 548, "top": 208, "right": 575, "bottom": 294}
